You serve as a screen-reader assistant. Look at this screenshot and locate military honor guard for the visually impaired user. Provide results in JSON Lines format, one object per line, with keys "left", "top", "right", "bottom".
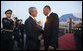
{"left": 1, "top": 10, "right": 14, "bottom": 50}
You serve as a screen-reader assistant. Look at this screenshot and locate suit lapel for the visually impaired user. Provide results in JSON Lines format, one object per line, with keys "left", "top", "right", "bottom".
{"left": 29, "top": 16, "right": 36, "bottom": 25}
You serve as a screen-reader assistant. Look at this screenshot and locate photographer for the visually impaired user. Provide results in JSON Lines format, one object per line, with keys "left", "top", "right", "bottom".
{"left": 13, "top": 17, "right": 21, "bottom": 50}
{"left": 18, "top": 19, "right": 25, "bottom": 50}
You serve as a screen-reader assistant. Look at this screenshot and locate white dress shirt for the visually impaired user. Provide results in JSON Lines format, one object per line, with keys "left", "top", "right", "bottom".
{"left": 43, "top": 12, "right": 52, "bottom": 30}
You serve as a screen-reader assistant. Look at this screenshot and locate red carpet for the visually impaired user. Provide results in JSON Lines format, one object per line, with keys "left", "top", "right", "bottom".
{"left": 40, "top": 33, "right": 76, "bottom": 50}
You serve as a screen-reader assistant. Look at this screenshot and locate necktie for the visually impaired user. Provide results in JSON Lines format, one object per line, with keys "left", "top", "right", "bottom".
{"left": 44, "top": 16, "right": 49, "bottom": 29}
{"left": 45, "top": 16, "right": 49, "bottom": 23}
{"left": 34, "top": 18, "right": 37, "bottom": 23}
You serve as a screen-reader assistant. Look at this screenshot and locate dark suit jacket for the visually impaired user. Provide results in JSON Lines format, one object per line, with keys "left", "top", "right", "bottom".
{"left": 24, "top": 16, "right": 42, "bottom": 50}
{"left": 44, "top": 12, "right": 59, "bottom": 49}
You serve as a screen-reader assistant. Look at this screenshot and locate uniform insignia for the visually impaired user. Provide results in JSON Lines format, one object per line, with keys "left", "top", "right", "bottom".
{"left": 4, "top": 19, "right": 7, "bottom": 22}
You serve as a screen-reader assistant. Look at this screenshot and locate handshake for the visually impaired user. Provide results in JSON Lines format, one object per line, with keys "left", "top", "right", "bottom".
{"left": 37, "top": 21, "right": 44, "bottom": 41}
{"left": 37, "top": 22, "right": 55, "bottom": 50}
{"left": 24, "top": 5, "right": 58, "bottom": 50}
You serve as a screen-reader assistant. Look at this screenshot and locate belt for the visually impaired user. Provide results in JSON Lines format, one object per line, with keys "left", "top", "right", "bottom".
{"left": 2, "top": 29, "right": 13, "bottom": 32}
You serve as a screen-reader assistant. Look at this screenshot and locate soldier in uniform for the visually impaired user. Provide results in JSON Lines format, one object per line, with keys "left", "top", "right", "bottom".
{"left": 1, "top": 10, "right": 14, "bottom": 50}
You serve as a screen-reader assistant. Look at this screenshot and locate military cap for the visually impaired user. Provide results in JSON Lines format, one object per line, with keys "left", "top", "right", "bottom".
{"left": 5, "top": 9, "right": 12, "bottom": 14}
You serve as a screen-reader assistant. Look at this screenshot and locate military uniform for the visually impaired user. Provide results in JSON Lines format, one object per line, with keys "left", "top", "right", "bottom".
{"left": 1, "top": 10, "right": 14, "bottom": 50}
{"left": 1, "top": 17, "right": 14, "bottom": 50}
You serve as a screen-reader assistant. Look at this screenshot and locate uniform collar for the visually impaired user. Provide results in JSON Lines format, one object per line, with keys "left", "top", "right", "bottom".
{"left": 7, "top": 17, "right": 11, "bottom": 20}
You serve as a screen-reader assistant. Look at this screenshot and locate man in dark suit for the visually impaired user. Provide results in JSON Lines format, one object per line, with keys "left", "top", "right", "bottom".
{"left": 43, "top": 5, "right": 59, "bottom": 50}
{"left": 24, "top": 7, "right": 42, "bottom": 50}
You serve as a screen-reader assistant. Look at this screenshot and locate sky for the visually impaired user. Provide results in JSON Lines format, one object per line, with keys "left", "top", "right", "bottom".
{"left": 1, "top": 1, "right": 82, "bottom": 27}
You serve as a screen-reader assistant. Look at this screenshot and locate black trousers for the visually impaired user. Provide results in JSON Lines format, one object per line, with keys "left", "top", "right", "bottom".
{"left": 44, "top": 42, "right": 57, "bottom": 50}
{"left": 26, "top": 40, "right": 40, "bottom": 50}
{"left": 1, "top": 32, "right": 14, "bottom": 50}
{"left": 1, "top": 39, "right": 14, "bottom": 50}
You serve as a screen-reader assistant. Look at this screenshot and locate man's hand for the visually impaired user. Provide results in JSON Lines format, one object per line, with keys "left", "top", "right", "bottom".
{"left": 38, "top": 34, "right": 42, "bottom": 40}
{"left": 48, "top": 46, "right": 54, "bottom": 50}
{"left": 13, "top": 19, "right": 16, "bottom": 24}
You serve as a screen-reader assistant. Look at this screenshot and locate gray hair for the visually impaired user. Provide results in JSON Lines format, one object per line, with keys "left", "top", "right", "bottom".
{"left": 29, "top": 7, "right": 36, "bottom": 15}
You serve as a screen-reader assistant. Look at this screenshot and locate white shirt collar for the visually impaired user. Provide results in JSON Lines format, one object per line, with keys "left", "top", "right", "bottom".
{"left": 30, "top": 15, "right": 37, "bottom": 23}
{"left": 47, "top": 12, "right": 52, "bottom": 17}
{"left": 30, "top": 15, "right": 35, "bottom": 20}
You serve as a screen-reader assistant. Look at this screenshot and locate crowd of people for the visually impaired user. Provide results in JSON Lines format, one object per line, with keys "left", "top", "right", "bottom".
{"left": 1, "top": 10, "right": 25, "bottom": 50}
{"left": 1, "top": 5, "right": 59, "bottom": 50}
